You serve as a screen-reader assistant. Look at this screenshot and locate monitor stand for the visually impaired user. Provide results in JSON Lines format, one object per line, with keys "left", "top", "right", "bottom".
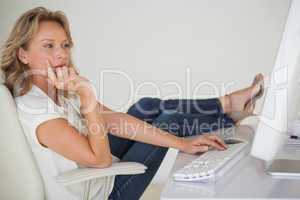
{"left": 267, "top": 146, "right": 300, "bottom": 179}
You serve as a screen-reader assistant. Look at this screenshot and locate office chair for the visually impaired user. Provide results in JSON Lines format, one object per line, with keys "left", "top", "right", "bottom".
{"left": 0, "top": 73, "right": 147, "bottom": 200}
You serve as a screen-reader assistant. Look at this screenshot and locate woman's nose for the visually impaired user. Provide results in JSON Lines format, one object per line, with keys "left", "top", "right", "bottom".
{"left": 55, "top": 47, "right": 68, "bottom": 61}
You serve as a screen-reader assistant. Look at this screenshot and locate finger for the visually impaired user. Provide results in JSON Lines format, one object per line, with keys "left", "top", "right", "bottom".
{"left": 61, "top": 66, "right": 69, "bottom": 81}
{"left": 69, "top": 67, "right": 77, "bottom": 76}
{"left": 69, "top": 67, "right": 77, "bottom": 79}
{"left": 208, "top": 135, "right": 227, "bottom": 149}
{"left": 46, "top": 59, "right": 52, "bottom": 69}
{"left": 56, "top": 68, "right": 64, "bottom": 89}
{"left": 200, "top": 138, "right": 225, "bottom": 150}
{"left": 56, "top": 68, "right": 63, "bottom": 81}
{"left": 47, "top": 61, "right": 58, "bottom": 85}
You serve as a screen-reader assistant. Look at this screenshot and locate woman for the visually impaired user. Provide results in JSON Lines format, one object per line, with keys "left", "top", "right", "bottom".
{"left": 0, "top": 7, "right": 263, "bottom": 200}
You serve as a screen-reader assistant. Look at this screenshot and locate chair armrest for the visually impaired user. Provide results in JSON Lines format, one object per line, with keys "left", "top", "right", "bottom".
{"left": 56, "top": 162, "right": 147, "bottom": 186}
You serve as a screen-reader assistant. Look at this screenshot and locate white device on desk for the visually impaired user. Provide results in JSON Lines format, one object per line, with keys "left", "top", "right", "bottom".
{"left": 173, "top": 138, "right": 248, "bottom": 182}
{"left": 250, "top": 0, "right": 300, "bottom": 177}
{"left": 268, "top": 159, "right": 300, "bottom": 178}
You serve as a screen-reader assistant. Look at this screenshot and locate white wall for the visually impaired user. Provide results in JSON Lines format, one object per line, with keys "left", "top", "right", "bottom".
{"left": 0, "top": 0, "right": 291, "bottom": 184}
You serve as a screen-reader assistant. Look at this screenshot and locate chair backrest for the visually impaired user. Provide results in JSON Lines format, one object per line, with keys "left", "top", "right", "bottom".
{"left": 0, "top": 73, "right": 45, "bottom": 200}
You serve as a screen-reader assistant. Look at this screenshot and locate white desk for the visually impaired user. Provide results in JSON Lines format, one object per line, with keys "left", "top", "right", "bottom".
{"left": 160, "top": 125, "right": 300, "bottom": 200}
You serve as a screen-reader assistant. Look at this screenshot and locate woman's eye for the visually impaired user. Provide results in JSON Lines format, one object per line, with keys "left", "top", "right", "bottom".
{"left": 63, "top": 43, "right": 71, "bottom": 49}
{"left": 44, "top": 43, "right": 54, "bottom": 48}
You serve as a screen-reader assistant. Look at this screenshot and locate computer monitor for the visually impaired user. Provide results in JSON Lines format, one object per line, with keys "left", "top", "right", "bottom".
{"left": 251, "top": 0, "right": 300, "bottom": 162}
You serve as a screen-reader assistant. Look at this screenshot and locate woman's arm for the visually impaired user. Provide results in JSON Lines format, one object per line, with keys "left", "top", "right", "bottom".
{"left": 79, "top": 90, "right": 112, "bottom": 165}
{"left": 36, "top": 66, "right": 112, "bottom": 168}
{"left": 98, "top": 102, "right": 227, "bottom": 154}
{"left": 36, "top": 90, "right": 112, "bottom": 168}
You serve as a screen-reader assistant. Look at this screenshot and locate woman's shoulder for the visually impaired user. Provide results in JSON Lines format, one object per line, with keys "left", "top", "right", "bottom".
{"left": 15, "top": 90, "right": 52, "bottom": 112}
{"left": 15, "top": 90, "right": 47, "bottom": 107}
{"left": 14, "top": 86, "right": 65, "bottom": 121}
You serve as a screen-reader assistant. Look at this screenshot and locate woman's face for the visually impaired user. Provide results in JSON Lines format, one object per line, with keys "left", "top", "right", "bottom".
{"left": 19, "top": 20, "right": 71, "bottom": 73}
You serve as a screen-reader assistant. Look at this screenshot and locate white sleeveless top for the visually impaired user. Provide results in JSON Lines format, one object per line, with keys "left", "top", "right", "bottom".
{"left": 15, "top": 85, "right": 117, "bottom": 200}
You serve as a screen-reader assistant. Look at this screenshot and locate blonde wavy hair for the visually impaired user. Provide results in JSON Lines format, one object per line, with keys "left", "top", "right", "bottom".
{"left": 0, "top": 7, "right": 75, "bottom": 97}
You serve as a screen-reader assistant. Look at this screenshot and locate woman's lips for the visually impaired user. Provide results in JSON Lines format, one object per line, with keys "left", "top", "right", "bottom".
{"left": 53, "top": 64, "right": 66, "bottom": 68}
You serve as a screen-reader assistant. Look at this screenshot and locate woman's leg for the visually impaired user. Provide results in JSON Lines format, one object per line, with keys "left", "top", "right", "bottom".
{"left": 127, "top": 77, "right": 264, "bottom": 123}
{"left": 108, "top": 141, "right": 168, "bottom": 200}
{"left": 161, "top": 98, "right": 224, "bottom": 115}
{"left": 128, "top": 97, "right": 224, "bottom": 115}
{"left": 108, "top": 98, "right": 168, "bottom": 159}
{"left": 127, "top": 97, "right": 235, "bottom": 126}
{"left": 108, "top": 103, "right": 169, "bottom": 200}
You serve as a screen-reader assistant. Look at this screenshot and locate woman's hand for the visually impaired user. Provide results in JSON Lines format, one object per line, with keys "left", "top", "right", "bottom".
{"left": 179, "top": 134, "right": 228, "bottom": 154}
{"left": 47, "top": 63, "right": 91, "bottom": 95}
{"left": 47, "top": 61, "right": 97, "bottom": 112}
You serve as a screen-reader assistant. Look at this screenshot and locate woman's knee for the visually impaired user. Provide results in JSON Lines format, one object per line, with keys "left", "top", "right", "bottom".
{"left": 122, "top": 142, "right": 169, "bottom": 172}
{"left": 127, "top": 97, "right": 162, "bottom": 121}
{"left": 144, "top": 144, "right": 168, "bottom": 170}
{"left": 109, "top": 143, "right": 168, "bottom": 200}
{"left": 132, "top": 97, "right": 161, "bottom": 111}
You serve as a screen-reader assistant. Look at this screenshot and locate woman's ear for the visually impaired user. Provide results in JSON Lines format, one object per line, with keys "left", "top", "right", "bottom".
{"left": 17, "top": 47, "right": 29, "bottom": 64}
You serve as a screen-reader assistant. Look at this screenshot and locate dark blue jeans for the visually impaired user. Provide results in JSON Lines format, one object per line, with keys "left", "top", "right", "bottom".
{"left": 108, "top": 97, "right": 235, "bottom": 200}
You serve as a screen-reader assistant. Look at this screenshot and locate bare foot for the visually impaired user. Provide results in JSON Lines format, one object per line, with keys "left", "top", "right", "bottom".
{"left": 228, "top": 84, "right": 261, "bottom": 113}
{"left": 226, "top": 74, "right": 264, "bottom": 122}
